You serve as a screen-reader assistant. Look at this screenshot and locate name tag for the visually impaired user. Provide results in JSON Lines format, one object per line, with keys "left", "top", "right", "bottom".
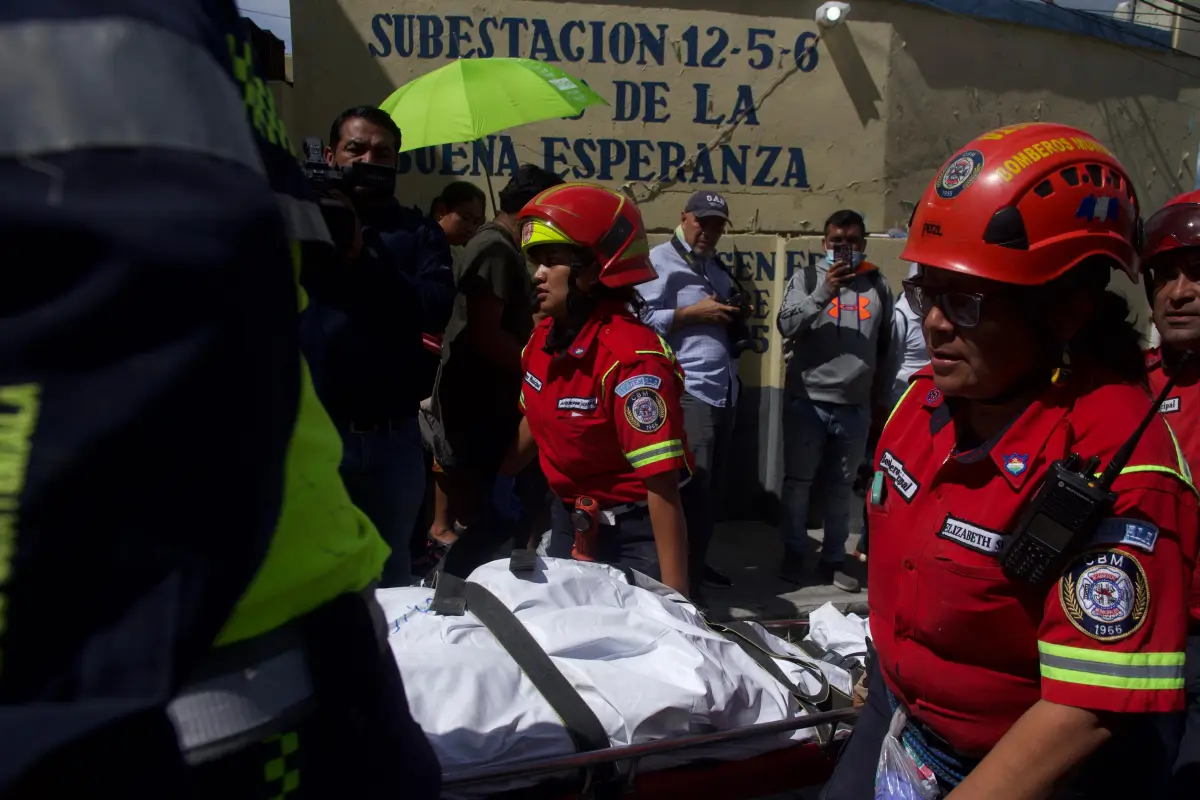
{"left": 1160, "top": 396, "right": 1181, "bottom": 414}
{"left": 557, "top": 397, "right": 598, "bottom": 412}
{"left": 524, "top": 371, "right": 543, "bottom": 392}
{"left": 879, "top": 450, "right": 920, "bottom": 502}
{"left": 937, "top": 515, "right": 1006, "bottom": 555}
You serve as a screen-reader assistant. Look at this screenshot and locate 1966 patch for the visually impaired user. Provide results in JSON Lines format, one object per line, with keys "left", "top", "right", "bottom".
{"left": 1059, "top": 549, "right": 1149, "bottom": 642}
{"left": 624, "top": 387, "right": 667, "bottom": 433}
{"left": 935, "top": 149, "right": 985, "bottom": 200}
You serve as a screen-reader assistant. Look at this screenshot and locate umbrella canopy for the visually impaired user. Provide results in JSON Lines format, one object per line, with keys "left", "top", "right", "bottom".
{"left": 380, "top": 58, "right": 608, "bottom": 153}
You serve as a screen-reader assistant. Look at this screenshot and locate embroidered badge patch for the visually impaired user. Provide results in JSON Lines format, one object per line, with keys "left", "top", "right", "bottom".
{"left": 879, "top": 451, "right": 920, "bottom": 502}
{"left": 557, "top": 397, "right": 598, "bottom": 412}
{"left": 1059, "top": 549, "right": 1149, "bottom": 642}
{"left": 935, "top": 149, "right": 985, "bottom": 200}
{"left": 937, "top": 514, "right": 1006, "bottom": 555}
{"left": 524, "top": 371, "right": 543, "bottom": 392}
{"left": 624, "top": 387, "right": 667, "bottom": 433}
{"left": 1092, "top": 518, "right": 1159, "bottom": 554}
{"left": 1160, "top": 396, "right": 1181, "bottom": 414}
{"left": 1003, "top": 453, "right": 1029, "bottom": 477}
{"left": 614, "top": 374, "right": 663, "bottom": 398}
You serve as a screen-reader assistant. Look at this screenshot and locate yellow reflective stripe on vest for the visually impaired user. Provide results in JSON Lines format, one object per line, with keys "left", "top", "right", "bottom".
{"left": 276, "top": 193, "right": 331, "bottom": 246}
{"left": 1, "top": 18, "right": 263, "bottom": 173}
{"left": 1038, "top": 641, "right": 1185, "bottom": 691}
{"left": 882, "top": 382, "right": 918, "bottom": 435}
{"left": 1162, "top": 419, "right": 1193, "bottom": 484}
{"left": 1117, "top": 465, "right": 1199, "bottom": 497}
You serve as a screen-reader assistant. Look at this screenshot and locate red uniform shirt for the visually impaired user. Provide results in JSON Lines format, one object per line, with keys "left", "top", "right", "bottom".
{"left": 520, "top": 302, "right": 693, "bottom": 506}
{"left": 869, "top": 366, "right": 1197, "bottom": 757}
{"left": 1146, "top": 347, "right": 1200, "bottom": 627}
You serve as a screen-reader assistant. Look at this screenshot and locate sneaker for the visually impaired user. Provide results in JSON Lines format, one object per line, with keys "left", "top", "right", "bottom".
{"left": 701, "top": 565, "right": 734, "bottom": 590}
{"left": 780, "top": 552, "right": 806, "bottom": 585}
{"left": 819, "top": 563, "right": 861, "bottom": 593}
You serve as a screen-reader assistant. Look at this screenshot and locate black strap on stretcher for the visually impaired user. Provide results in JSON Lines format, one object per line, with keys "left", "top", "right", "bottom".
{"left": 431, "top": 559, "right": 618, "bottom": 794}
{"left": 711, "top": 620, "right": 860, "bottom": 746}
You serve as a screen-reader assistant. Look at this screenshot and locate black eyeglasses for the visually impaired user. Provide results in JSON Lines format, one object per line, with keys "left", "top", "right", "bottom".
{"left": 902, "top": 280, "right": 986, "bottom": 329}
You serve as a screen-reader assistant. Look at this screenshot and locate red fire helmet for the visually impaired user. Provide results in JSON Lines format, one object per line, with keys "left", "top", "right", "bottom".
{"left": 518, "top": 183, "right": 656, "bottom": 288}
{"left": 1142, "top": 189, "right": 1200, "bottom": 265}
{"left": 902, "top": 122, "right": 1140, "bottom": 285}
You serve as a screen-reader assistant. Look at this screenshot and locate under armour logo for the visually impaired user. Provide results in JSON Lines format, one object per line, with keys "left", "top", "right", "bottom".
{"left": 829, "top": 296, "right": 872, "bottom": 321}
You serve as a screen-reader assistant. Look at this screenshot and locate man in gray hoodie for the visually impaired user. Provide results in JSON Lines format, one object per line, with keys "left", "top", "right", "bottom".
{"left": 775, "top": 210, "right": 895, "bottom": 591}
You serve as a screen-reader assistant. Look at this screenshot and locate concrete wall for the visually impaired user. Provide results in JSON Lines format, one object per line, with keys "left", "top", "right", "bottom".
{"left": 288, "top": 0, "right": 1200, "bottom": 517}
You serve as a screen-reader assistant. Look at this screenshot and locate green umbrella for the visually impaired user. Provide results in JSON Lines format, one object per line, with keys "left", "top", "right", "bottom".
{"left": 381, "top": 58, "right": 608, "bottom": 153}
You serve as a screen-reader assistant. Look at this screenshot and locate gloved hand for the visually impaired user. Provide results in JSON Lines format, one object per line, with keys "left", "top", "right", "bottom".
{"left": 490, "top": 475, "right": 523, "bottom": 521}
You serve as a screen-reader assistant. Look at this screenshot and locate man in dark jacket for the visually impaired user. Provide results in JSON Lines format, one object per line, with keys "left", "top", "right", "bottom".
{"left": 300, "top": 106, "right": 454, "bottom": 587}
{"left": 433, "top": 165, "right": 563, "bottom": 575}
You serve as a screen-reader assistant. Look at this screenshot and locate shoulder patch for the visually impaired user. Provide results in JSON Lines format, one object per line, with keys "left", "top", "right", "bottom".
{"left": 1059, "top": 548, "right": 1149, "bottom": 642}
{"left": 624, "top": 387, "right": 667, "bottom": 433}
{"left": 614, "top": 373, "right": 663, "bottom": 397}
{"left": 1092, "top": 517, "right": 1158, "bottom": 553}
{"left": 524, "top": 371, "right": 543, "bottom": 392}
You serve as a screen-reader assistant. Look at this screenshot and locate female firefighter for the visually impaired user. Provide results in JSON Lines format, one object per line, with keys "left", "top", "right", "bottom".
{"left": 498, "top": 182, "right": 700, "bottom": 598}
{"left": 823, "top": 123, "right": 1198, "bottom": 800}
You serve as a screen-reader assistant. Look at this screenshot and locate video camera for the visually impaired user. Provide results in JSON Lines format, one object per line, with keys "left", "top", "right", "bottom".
{"left": 723, "top": 290, "right": 757, "bottom": 357}
{"left": 301, "top": 136, "right": 397, "bottom": 252}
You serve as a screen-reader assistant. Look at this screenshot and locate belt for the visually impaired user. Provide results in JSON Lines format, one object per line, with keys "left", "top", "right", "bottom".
{"left": 571, "top": 475, "right": 694, "bottom": 521}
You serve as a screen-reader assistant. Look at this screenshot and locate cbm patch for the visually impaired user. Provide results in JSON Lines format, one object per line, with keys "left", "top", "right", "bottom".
{"left": 624, "top": 388, "right": 667, "bottom": 433}
{"left": 936, "top": 150, "right": 985, "bottom": 199}
{"left": 1059, "top": 549, "right": 1148, "bottom": 642}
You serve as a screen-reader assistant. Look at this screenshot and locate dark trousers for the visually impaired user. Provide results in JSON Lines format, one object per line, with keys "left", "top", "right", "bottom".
{"left": 823, "top": 658, "right": 1176, "bottom": 799}
{"left": 439, "top": 466, "right": 545, "bottom": 579}
{"left": 1174, "top": 633, "right": 1200, "bottom": 797}
{"left": 192, "top": 592, "right": 439, "bottom": 798}
{"left": 545, "top": 478, "right": 711, "bottom": 585}
{"left": 679, "top": 393, "right": 735, "bottom": 584}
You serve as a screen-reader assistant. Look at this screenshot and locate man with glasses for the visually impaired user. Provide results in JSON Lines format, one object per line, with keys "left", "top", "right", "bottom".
{"left": 776, "top": 210, "right": 894, "bottom": 590}
{"left": 1141, "top": 190, "right": 1200, "bottom": 797}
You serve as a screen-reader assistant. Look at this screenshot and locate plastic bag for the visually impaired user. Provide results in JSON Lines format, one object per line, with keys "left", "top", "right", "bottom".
{"left": 875, "top": 708, "right": 939, "bottom": 800}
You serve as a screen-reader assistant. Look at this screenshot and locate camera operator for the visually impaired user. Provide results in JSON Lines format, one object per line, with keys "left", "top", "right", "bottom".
{"left": 639, "top": 191, "right": 748, "bottom": 600}
{"left": 300, "top": 106, "right": 454, "bottom": 587}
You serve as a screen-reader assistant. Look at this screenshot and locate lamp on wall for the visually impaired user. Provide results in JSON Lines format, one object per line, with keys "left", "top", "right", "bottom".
{"left": 816, "top": 2, "right": 851, "bottom": 27}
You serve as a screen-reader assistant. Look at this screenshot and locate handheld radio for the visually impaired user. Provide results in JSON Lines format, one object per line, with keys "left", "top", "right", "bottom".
{"left": 998, "top": 353, "right": 1190, "bottom": 586}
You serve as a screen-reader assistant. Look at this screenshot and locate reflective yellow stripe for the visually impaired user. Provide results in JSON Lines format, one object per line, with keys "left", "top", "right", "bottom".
{"left": 1162, "top": 419, "right": 1193, "bottom": 484}
{"left": 519, "top": 389, "right": 525, "bottom": 410}
{"left": 1038, "top": 641, "right": 1185, "bottom": 691}
{"left": 1118, "top": 465, "right": 1199, "bottom": 497}
{"left": 599, "top": 361, "right": 621, "bottom": 396}
{"left": 0, "top": 384, "right": 41, "bottom": 681}
{"left": 2, "top": 18, "right": 263, "bottom": 172}
{"left": 883, "top": 382, "right": 918, "bottom": 434}
{"left": 226, "top": 34, "right": 294, "bottom": 152}
{"left": 626, "top": 440, "right": 685, "bottom": 469}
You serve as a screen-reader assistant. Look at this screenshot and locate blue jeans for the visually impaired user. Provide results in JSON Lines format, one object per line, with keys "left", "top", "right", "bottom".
{"left": 780, "top": 395, "right": 870, "bottom": 564}
{"left": 339, "top": 418, "right": 426, "bottom": 587}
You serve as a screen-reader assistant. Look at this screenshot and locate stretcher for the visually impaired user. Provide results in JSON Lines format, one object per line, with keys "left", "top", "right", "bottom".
{"left": 378, "top": 559, "right": 869, "bottom": 799}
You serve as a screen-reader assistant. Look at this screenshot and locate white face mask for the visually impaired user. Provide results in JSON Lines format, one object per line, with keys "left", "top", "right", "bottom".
{"left": 826, "top": 249, "right": 866, "bottom": 269}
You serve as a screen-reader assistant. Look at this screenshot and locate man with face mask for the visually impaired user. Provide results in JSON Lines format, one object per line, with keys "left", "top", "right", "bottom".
{"left": 639, "top": 191, "right": 748, "bottom": 597}
{"left": 775, "top": 210, "right": 895, "bottom": 590}
{"left": 300, "top": 106, "right": 454, "bottom": 588}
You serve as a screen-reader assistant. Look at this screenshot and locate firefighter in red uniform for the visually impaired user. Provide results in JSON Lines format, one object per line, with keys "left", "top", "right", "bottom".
{"left": 1141, "top": 191, "right": 1200, "bottom": 796}
{"left": 499, "top": 183, "right": 696, "bottom": 598}
{"left": 822, "top": 123, "right": 1198, "bottom": 800}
